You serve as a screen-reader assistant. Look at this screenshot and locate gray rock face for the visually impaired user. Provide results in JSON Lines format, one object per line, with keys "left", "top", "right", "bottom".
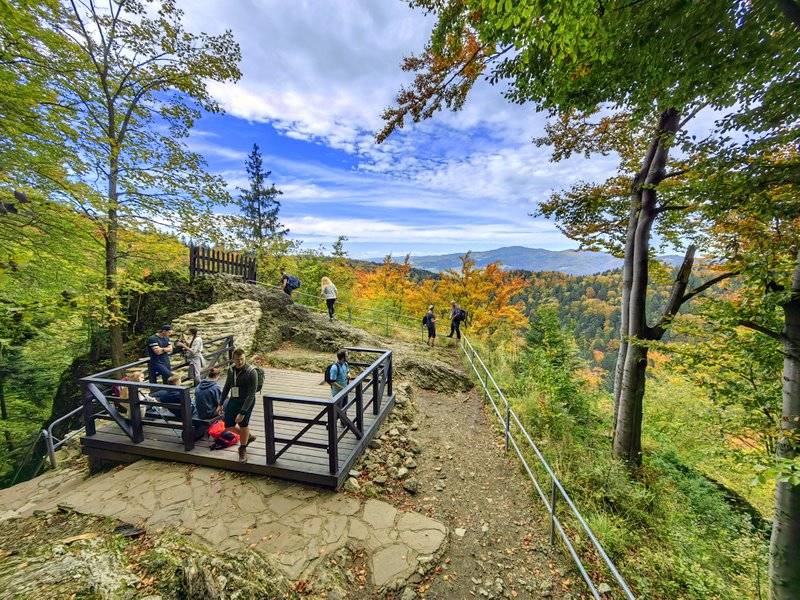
{"left": 172, "top": 299, "right": 262, "bottom": 355}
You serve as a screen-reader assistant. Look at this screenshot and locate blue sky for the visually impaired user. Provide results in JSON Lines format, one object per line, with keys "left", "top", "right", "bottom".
{"left": 179, "top": 0, "right": 622, "bottom": 259}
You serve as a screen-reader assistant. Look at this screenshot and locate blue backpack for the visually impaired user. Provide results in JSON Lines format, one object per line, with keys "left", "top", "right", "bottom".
{"left": 286, "top": 275, "right": 301, "bottom": 291}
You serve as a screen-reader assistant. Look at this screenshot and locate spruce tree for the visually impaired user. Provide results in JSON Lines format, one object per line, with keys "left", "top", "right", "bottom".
{"left": 235, "top": 144, "right": 286, "bottom": 250}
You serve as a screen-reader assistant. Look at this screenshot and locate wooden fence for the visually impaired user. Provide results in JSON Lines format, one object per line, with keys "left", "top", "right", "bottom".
{"left": 189, "top": 245, "right": 256, "bottom": 282}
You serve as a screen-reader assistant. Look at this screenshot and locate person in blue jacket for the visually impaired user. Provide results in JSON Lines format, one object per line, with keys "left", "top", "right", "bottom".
{"left": 194, "top": 367, "right": 222, "bottom": 420}
{"left": 329, "top": 349, "right": 350, "bottom": 397}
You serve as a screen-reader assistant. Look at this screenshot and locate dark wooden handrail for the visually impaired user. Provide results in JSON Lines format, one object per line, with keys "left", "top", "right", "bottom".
{"left": 81, "top": 335, "right": 235, "bottom": 452}
{"left": 263, "top": 347, "right": 393, "bottom": 475}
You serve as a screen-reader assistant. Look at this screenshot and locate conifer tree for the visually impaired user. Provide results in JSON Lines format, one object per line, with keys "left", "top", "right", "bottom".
{"left": 234, "top": 143, "right": 286, "bottom": 251}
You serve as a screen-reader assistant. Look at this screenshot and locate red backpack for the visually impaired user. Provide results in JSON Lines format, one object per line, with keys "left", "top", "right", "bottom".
{"left": 208, "top": 420, "right": 239, "bottom": 449}
{"left": 208, "top": 419, "right": 226, "bottom": 438}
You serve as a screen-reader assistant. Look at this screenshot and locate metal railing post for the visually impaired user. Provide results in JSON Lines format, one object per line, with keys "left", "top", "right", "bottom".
{"left": 550, "top": 478, "right": 558, "bottom": 546}
{"left": 264, "top": 395, "right": 276, "bottom": 464}
{"left": 504, "top": 402, "right": 511, "bottom": 452}
{"left": 327, "top": 403, "right": 338, "bottom": 474}
{"left": 42, "top": 429, "right": 57, "bottom": 468}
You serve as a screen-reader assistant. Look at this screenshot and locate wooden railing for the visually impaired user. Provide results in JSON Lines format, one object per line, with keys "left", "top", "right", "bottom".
{"left": 263, "top": 347, "right": 393, "bottom": 474}
{"left": 80, "top": 335, "right": 235, "bottom": 452}
{"left": 189, "top": 245, "right": 256, "bottom": 282}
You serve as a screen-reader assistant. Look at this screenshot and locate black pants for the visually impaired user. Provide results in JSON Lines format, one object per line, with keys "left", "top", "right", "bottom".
{"left": 326, "top": 298, "right": 336, "bottom": 318}
{"left": 449, "top": 319, "right": 461, "bottom": 339}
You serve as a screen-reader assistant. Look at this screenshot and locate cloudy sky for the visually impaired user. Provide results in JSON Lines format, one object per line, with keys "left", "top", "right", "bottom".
{"left": 179, "top": 0, "right": 619, "bottom": 259}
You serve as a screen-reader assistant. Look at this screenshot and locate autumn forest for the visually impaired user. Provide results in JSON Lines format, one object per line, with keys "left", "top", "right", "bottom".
{"left": 1, "top": 0, "right": 799, "bottom": 599}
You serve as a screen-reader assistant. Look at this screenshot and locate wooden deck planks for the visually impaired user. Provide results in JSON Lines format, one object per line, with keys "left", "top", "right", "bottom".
{"left": 81, "top": 367, "right": 394, "bottom": 489}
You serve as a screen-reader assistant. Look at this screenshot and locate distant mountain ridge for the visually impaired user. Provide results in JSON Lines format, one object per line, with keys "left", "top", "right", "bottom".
{"left": 404, "top": 246, "right": 683, "bottom": 276}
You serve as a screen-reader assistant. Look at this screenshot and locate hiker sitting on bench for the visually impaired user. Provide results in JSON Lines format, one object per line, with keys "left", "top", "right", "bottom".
{"left": 150, "top": 374, "right": 188, "bottom": 419}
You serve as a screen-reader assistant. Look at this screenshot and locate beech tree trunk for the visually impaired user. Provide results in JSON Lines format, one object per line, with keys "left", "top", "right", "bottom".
{"left": 769, "top": 251, "right": 800, "bottom": 598}
{"left": 612, "top": 193, "right": 638, "bottom": 432}
{"left": 612, "top": 108, "right": 680, "bottom": 466}
{"left": 106, "top": 153, "right": 124, "bottom": 367}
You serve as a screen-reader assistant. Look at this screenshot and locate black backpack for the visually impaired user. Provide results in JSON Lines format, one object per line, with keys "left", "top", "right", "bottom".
{"left": 456, "top": 308, "right": 467, "bottom": 322}
{"left": 324, "top": 362, "right": 337, "bottom": 384}
{"left": 324, "top": 362, "right": 347, "bottom": 384}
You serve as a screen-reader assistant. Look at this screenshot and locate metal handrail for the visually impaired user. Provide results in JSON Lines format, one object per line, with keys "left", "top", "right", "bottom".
{"left": 460, "top": 335, "right": 636, "bottom": 600}
{"left": 42, "top": 405, "right": 86, "bottom": 468}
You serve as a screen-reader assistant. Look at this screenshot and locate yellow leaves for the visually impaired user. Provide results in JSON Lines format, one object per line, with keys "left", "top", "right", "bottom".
{"left": 354, "top": 253, "right": 527, "bottom": 339}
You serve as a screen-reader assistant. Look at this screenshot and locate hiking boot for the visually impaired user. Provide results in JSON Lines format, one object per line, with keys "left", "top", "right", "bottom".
{"left": 238, "top": 445, "right": 247, "bottom": 462}
{"left": 246, "top": 434, "right": 256, "bottom": 446}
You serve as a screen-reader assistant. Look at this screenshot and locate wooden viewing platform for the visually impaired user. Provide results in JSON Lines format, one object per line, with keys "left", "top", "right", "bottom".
{"left": 79, "top": 343, "right": 394, "bottom": 489}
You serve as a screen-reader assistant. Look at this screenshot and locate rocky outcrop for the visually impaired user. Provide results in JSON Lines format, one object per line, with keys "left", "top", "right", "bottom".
{"left": 209, "top": 276, "right": 378, "bottom": 353}
{"left": 397, "top": 352, "right": 473, "bottom": 393}
{"left": 172, "top": 299, "right": 262, "bottom": 354}
{"left": 0, "top": 510, "right": 292, "bottom": 599}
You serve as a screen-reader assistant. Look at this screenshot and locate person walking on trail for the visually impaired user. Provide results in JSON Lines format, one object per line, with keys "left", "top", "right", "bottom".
{"left": 147, "top": 324, "right": 174, "bottom": 383}
{"left": 177, "top": 326, "right": 204, "bottom": 385}
{"left": 423, "top": 305, "right": 437, "bottom": 346}
{"left": 327, "top": 349, "right": 350, "bottom": 397}
{"left": 194, "top": 366, "right": 222, "bottom": 420}
{"left": 447, "top": 300, "right": 464, "bottom": 340}
{"left": 280, "top": 268, "right": 301, "bottom": 298}
{"left": 220, "top": 348, "right": 259, "bottom": 462}
{"left": 321, "top": 276, "right": 338, "bottom": 320}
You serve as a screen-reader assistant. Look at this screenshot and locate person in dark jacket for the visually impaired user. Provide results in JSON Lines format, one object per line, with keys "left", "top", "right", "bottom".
{"left": 423, "top": 305, "right": 437, "bottom": 346}
{"left": 146, "top": 324, "right": 174, "bottom": 383}
{"left": 150, "top": 374, "right": 187, "bottom": 419}
{"left": 194, "top": 367, "right": 222, "bottom": 420}
{"left": 447, "top": 300, "right": 463, "bottom": 340}
{"left": 220, "top": 348, "right": 258, "bottom": 461}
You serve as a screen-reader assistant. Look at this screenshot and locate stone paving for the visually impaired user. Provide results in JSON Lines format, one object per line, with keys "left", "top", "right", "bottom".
{"left": 0, "top": 459, "right": 447, "bottom": 589}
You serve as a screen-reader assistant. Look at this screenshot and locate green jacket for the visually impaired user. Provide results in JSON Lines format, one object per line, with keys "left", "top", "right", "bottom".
{"left": 221, "top": 364, "right": 258, "bottom": 414}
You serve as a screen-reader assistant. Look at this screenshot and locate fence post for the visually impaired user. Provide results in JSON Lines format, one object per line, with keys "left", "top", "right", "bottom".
{"left": 181, "top": 388, "right": 194, "bottom": 451}
{"left": 264, "top": 395, "right": 276, "bottom": 464}
{"left": 387, "top": 353, "right": 393, "bottom": 397}
{"left": 129, "top": 384, "right": 144, "bottom": 443}
{"left": 327, "top": 403, "right": 338, "bottom": 474}
{"left": 504, "top": 401, "right": 510, "bottom": 452}
{"left": 81, "top": 382, "right": 96, "bottom": 436}
{"left": 355, "top": 382, "right": 364, "bottom": 434}
{"left": 372, "top": 366, "right": 380, "bottom": 415}
{"left": 550, "top": 478, "right": 558, "bottom": 546}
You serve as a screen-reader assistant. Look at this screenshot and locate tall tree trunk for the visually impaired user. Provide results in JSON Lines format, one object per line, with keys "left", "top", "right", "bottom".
{"left": 107, "top": 154, "right": 124, "bottom": 367}
{"left": 613, "top": 108, "right": 680, "bottom": 466}
{"left": 769, "top": 251, "right": 800, "bottom": 598}
{"left": 613, "top": 187, "right": 642, "bottom": 432}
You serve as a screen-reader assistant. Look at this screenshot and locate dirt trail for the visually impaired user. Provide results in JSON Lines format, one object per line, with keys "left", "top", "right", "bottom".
{"left": 379, "top": 375, "right": 582, "bottom": 599}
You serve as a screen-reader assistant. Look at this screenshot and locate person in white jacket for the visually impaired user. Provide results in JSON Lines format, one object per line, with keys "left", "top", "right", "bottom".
{"left": 321, "top": 277, "right": 338, "bottom": 320}
{"left": 177, "top": 326, "right": 204, "bottom": 385}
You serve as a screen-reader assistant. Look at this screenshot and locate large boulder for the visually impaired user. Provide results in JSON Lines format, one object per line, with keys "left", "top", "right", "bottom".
{"left": 172, "top": 299, "right": 262, "bottom": 354}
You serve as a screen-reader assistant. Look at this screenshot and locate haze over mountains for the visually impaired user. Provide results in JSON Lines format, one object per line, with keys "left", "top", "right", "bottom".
{"left": 405, "top": 246, "right": 683, "bottom": 276}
